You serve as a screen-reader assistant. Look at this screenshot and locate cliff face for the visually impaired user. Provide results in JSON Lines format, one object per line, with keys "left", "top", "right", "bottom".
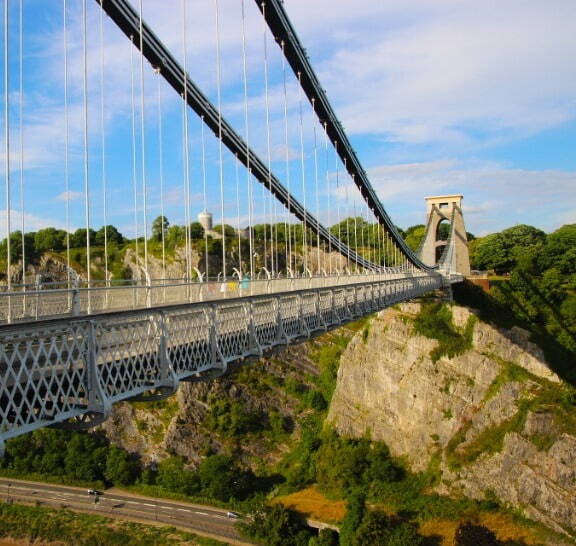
{"left": 101, "top": 328, "right": 346, "bottom": 467}
{"left": 328, "top": 303, "right": 575, "bottom": 537}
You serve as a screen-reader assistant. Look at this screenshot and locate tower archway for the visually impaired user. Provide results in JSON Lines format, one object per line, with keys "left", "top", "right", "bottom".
{"left": 419, "top": 195, "right": 471, "bottom": 275}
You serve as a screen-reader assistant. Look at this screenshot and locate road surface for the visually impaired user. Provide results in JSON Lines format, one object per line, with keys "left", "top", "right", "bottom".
{"left": 0, "top": 478, "right": 249, "bottom": 545}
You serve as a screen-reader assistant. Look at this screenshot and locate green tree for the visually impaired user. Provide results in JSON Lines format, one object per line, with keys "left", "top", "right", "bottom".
{"left": 205, "top": 399, "right": 264, "bottom": 437}
{"left": 156, "top": 456, "right": 201, "bottom": 496}
{"left": 70, "top": 228, "right": 96, "bottom": 248}
{"left": 34, "top": 228, "right": 67, "bottom": 253}
{"left": 237, "top": 502, "right": 312, "bottom": 546}
{"left": 198, "top": 454, "right": 252, "bottom": 501}
{"left": 403, "top": 225, "right": 426, "bottom": 251}
{"left": 472, "top": 233, "right": 508, "bottom": 272}
{"left": 339, "top": 490, "right": 366, "bottom": 546}
{"left": 189, "top": 221, "right": 205, "bottom": 240}
{"left": 63, "top": 433, "right": 108, "bottom": 482}
{"left": 309, "top": 529, "right": 339, "bottom": 546}
{"left": 212, "top": 224, "right": 237, "bottom": 239}
{"left": 0, "top": 231, "right": 36, "bottom": 263}
{"left": 95, "top": 225, "right": 124, "bottom": 246}
{"left": 539, "top": 224, "right": 576, "bottom": 274}
{"left": 353, "top": 510, "right": 392, "bottom": 545}
{"left": 386, "top": 522, "right": 425, "bottom": 545}
{"left": 315, "top": 432, "right": 370, "bottom": 495}
{"left": 104, "top": 446, "right": 141, "bottom": 486}
{"left": 364, "top": 443, "right": 402, "bottom": 483}
{"left": 437, "top": 221, "right": 451, "bottom": 241}
{"left": 151, "top": 215, "right": 169, "bottom": 242}
{"left": 306, "top": 390, "right": 327, "bottom": 411}
{"left": 165, "top": 224, "right": 186, "bottom": 248}
{"left": 472, "top": 225, "right": 546, "bottom": 273}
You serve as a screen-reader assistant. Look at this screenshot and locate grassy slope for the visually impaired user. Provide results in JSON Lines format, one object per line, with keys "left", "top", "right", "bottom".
{"left": 0, "top": 503, "right": 226, "bottom": 546}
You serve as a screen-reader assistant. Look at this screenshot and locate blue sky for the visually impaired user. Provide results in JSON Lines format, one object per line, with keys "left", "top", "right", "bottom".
{"left": 1, "top": 0, "right": 575, "bottom": 240}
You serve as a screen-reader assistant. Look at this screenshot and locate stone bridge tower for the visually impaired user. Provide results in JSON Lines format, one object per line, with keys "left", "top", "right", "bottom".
{"left": 420, "top": 194, "right": 471, "bottom": 276}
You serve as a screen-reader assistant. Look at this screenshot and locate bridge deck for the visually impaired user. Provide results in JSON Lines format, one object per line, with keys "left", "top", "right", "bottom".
{"left": 0, "top": 273, "right": 443, "bottom": 454}
{"left": 0, "top": 271, "right": 443, "bottom": 325}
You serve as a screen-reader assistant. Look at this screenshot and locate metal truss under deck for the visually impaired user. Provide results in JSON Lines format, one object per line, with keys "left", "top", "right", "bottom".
{"left": 0, "top": 273, "right": 443, "bottom": 454}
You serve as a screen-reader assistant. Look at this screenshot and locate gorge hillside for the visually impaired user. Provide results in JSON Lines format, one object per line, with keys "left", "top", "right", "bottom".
{"left": 329, "top": 300, "right": 575, "bottom": 539}
{"left": 93, "top": 290, "right": 576, "bottom": 544}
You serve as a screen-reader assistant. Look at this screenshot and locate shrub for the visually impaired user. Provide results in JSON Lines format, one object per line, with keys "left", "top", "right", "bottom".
{"left": 156, "top": 456, "right": 200, "bottom": 496}
{"left": 413, "top": 303, "right": 475, "bottom": 362}
{"left": 339, "top": 490, "right": 366, "bottom": 546}
{"left": 198, "top": 454, "right": 253, "bottom": 501}
{"left": 205, "top": 399, "right": 265, "bottom": 437}
{"left": 237, "top": 502, "right": 313, "bottom": 546}
{"left": 104, "top": 446, "right": 141, "bottom": 486}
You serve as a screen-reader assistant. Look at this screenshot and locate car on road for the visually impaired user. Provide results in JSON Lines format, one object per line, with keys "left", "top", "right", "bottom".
{"left": 226, "top": 511, "right": 240, "bottom": 519}
{"left": 87, "top": 489, "right": 102, "bottom": 496}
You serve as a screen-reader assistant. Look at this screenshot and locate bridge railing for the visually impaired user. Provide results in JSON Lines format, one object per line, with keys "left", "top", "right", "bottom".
{"left": 0, "top": 269, "right": 428, "bottom": 324}
{"left": 0, "top": 273, "right": 443, "bottom": 453}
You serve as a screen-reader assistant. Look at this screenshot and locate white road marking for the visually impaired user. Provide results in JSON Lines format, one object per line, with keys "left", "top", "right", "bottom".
{"left": 2, "top": 482, "right": 237, "bottom": 531}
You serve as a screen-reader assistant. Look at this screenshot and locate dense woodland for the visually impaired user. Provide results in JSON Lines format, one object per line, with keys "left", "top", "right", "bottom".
{"left": 0, "top": 215, "right": 432, "bottom": 283}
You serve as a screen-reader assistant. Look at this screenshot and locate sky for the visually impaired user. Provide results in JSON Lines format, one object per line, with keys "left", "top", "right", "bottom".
{"left": 0, "top": 0, "right": 574, "bottom": 240}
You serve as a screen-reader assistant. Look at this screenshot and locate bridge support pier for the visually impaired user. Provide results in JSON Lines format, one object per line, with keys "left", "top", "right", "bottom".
{"left": 85, "top": 321, "right": 112, "bottom": 426}
{"left": 181, "top": 305, "right": 227, "bottom": 383}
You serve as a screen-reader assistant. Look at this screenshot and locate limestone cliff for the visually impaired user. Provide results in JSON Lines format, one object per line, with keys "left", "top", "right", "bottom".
{"left": 328, "top": 303, "right": 576, "bottom": 537}
{"left": 100, "top": 327, "right": 350, "bottom": 467}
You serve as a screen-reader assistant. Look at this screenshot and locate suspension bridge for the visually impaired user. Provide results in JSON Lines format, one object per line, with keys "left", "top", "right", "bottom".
{"left": 0, "top": 0, "right": 469, "bottom": 454}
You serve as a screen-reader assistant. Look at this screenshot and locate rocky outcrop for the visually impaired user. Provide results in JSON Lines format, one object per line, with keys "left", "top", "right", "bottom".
{"left": 100, "top": 331, "right": 339, "bottom": 467}
{"left": 328, "top": 303, "right": 575, "bottom": 537}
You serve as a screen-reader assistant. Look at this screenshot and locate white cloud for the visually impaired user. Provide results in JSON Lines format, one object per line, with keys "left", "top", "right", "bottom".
{"left": 361, "top": 160, "right": 576, "bottom": 234}
{"left": 0, "top": 209, "right": 68, "bottom": 234}
{"left": 56, "top": 190, "right": 83, "bottom": 202}
{"left": 284, "top": 0, "right": 576, "bottom": 148}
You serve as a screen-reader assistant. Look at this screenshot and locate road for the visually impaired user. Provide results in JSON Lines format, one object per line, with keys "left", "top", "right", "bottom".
{"left": 0, "top": 478, "right": 250, "bottom": 545}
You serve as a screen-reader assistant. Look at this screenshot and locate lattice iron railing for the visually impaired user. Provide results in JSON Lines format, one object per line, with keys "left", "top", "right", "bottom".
{"left": 0, "top": 270, "right": 421, "bottom": 324}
